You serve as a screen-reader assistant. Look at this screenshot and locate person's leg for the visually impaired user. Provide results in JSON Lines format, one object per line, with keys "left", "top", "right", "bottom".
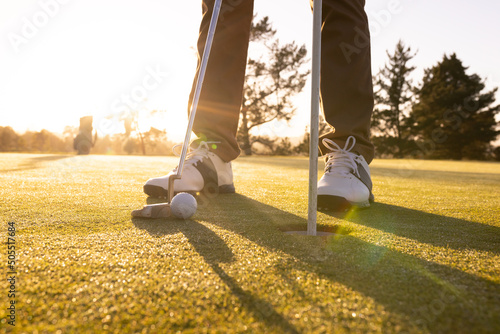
{"left": 313, "top": 0, "right": 375, "bottom": 210}
{"left": 190, "top": 0, "right": 254, "bottom": 162}
{"left": 143, "top": 0, "right": 253, "bottom": 198}
{"left": 317, "top": 0, "right": 374, "bottom": 163}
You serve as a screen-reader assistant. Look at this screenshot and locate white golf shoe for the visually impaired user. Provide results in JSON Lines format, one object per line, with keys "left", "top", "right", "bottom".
{"left": 143, "top": 141, "right": 235, "bottom": 198}
{"left": 317, "top": 136, "right": 374, "bottom": 211}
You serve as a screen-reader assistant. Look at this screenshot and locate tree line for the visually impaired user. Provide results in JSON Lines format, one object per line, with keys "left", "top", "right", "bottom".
{"left": 1, "top": 18, "right": 499, "bottom": 160}
{"left": 0, "top": 125, "right": 175, "bottom": 156}
{"left": 371, "top": 40, "right": 499, "bottom": 160}
{"left": 238, "top": 20, "right": 499, "bottom": 160}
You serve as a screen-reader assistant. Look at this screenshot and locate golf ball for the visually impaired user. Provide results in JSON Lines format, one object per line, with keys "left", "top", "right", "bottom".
{"left": 170, "top": 193, "right": 197, "bottom": 219}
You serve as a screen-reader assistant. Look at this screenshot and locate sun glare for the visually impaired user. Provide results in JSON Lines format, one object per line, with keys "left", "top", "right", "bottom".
{"left": 1, "top": 1, "right": 201, "bottom": 144}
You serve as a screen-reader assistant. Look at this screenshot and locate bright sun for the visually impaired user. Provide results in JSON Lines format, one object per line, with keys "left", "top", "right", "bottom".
{"left": 1, "top": 1, "right": 202, "bottom": 144}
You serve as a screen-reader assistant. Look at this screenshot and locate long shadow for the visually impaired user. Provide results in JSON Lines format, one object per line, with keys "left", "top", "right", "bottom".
{"left": 2, "top": 155, "right": 73, "bottom": 173}
{"left": 133, "top": 216, "right": 300, "bottom": 333}
{"left": 321, "top": 202, "right": 500, "bottom": 254}
{"left": 132, "top": 194, "right": 500, "bottom": 331}
{"left": 195, "top": 194, "right": 500, "bottom": 332}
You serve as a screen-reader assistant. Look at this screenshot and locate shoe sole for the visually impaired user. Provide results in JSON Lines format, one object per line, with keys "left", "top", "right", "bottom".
{"left": 317, "top": 195, "right": 371, "bottom": 212}
{"left": 144, "top": 183, "right": 236, "bottom": 198}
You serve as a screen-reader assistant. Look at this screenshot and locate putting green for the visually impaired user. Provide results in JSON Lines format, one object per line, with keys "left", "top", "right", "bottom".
{"left": 1, "top": 153, "right": 499, "bottom": 333}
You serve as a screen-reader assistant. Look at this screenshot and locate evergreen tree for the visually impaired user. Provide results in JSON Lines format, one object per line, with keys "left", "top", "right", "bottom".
{"left": 372, "top": 40, "right": 417, "bottom": 157}
{"left": 410, "top": 54, "right": 499, "bottom": 160}
{"left": 238, "top": 17, "right": 310, "bottom": 155}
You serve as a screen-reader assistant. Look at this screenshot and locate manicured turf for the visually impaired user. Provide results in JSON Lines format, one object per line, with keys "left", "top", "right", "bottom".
{"left": 1, "top": 153, "right": 499, "bottom": 333}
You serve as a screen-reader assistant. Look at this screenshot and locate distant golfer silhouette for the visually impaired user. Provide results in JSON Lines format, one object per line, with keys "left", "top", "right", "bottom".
{"left": 74, "top": 116, "right": 96, "bottom": 155}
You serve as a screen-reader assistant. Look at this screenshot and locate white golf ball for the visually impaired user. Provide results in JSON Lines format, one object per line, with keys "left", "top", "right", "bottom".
{"left": 170, "top": 193, "right": 197, "bottom": 219}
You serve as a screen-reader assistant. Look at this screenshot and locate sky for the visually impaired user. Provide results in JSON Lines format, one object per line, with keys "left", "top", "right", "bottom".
{"left": 1, "top": 0, "right": 499, "bottom": 142}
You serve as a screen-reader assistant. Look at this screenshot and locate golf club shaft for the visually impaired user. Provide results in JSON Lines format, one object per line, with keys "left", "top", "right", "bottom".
{"left": 308, "top": 0, "right": 322, "bottom": 236}
{"left": 177, "top": 0, "right": 223, "bottom": 176}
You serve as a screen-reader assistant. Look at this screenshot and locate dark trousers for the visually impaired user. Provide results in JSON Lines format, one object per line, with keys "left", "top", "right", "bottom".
{"left": 190, "top": 0, "right": 375, "bottom": 163}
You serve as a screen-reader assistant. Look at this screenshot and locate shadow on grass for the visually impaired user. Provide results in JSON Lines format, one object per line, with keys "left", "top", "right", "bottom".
{"left": 322, "top": 202, "right": 500, "bottom": 254}
{"left": 207, "top": 194, "right": 499, "bottom": 331}
{"left": 133, "top": 194, "right": 500, "bottom": 332}
{"left": 2, "top": 155, "right": 73, "bottom": 173}
{"left": 132, "top": 216, "right": 300, "bottom": 333}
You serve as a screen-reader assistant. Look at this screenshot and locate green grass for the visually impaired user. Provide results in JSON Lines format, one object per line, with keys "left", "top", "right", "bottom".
{"left": 1, "top": 153, "right": 499, "bottom": 333}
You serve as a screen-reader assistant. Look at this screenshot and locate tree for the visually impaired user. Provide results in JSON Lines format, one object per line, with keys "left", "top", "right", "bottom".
{"left": 123, "top": 111, "right": 146, "bottom": 155}
{"left": 142, "top": 127, "right": 173, "bottom": 155}
{"left": 250, "top": 136, "right": 294, "bottom": 155}
{"left": 238, "top": 16, "right": 310, "bottom": 155}
{"left": 372, "top": 40, "right": 417, "bottom": 157}
{"left": 123, "top": 137, "right": 139, "bottom": 155}
{"left": 409, "top": 54, "right": 499, "bottom": 160}
{"left": 121, "top": 109, "right": 168, "bottom": 155}
{"left": 272, "top": 137, "right": 293, "bottom": 156}
{"left": 494, "top": 147, "right": 500, "bottom": 161}
{"left": 0, "top": 126, "right": 20, "bottom": 152}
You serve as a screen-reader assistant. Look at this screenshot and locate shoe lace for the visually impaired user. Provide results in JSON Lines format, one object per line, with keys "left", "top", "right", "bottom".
{"left": 172, "top": 141, "right": 219, "bottom": 171}
{"left": 323, "top": 136, "right": 359, "bottom": 176}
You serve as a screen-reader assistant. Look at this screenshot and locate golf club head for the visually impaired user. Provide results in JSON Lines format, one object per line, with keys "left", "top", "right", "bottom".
{"left": 131, "top": 175, "right": 181, "bottom": 219}
{"left": 131, "top": 203, "right": 172, "bottom": 218}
